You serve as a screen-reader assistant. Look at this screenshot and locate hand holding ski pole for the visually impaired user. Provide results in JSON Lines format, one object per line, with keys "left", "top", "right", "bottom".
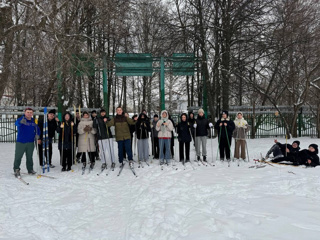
{"left": 60, "top": 123, "right": 64, "bottom": 128}
{"left": 209, "top": 123, "right": 213, "bottom": 128}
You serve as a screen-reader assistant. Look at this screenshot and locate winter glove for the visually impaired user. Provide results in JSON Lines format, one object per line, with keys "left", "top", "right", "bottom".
{"left": 193, "top": 124, "right": 197, "bottom": 128}
{"left": 20, "top": 117, "right": 27, "bottom": 125}
{"left": 209, "top": 123, "right": 213, "bottom": 128}
{"left": 84, "top": 125, "right": 92, "bottom": 132}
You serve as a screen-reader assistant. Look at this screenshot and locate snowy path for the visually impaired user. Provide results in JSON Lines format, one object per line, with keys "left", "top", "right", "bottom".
{"left": 1, "top": 138, "right": 320, "bottom": 240}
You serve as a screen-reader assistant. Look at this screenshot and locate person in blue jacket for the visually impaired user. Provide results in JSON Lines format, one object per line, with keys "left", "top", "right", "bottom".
{"left": 13, "top": 107, "right": 40, "bottom": 177}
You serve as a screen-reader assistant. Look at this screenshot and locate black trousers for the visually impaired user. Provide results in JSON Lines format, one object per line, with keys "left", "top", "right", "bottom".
{"left": 152, "top": 137, "right": 159, "bottom": 158}
{"left": 179, "top": 141, "right": 190, "bottom": 161}
{"left": 219, "top": 137, "right": 232, "bottom": 160}
{"left": 38, "top": 140, "right": 53, "bottom": 166}
{"left": 59, "top": 149, "right": 72, "bottom": 169}
{"left": 80, "top": 152, "right": 96, "bottom": 164}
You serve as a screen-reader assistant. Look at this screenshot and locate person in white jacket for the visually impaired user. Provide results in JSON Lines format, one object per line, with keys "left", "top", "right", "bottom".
{"left": 77, "top": 112, "right": 97, "bottom": 170}
{"left": 156, "top": 110, "right": 173, "bottom": 165}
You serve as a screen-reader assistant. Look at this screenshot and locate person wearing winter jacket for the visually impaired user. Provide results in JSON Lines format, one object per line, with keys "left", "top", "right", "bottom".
{"left": 168, "top": 114, "right": 176, "bottom": 157}
{"left": 188, "top": 112, "right": 196, "bottom": 144}
{"left": 194, "top": 108, "right": 213, "bottom": 162}
{"left": 156, "top": 110, "right": 174, "bottom": 165}
{"left": 105, "top": 107, "right": 136, "bottom": 166}
{"left": 233, "top": 112, "right": 250, "bottom": 160}
{"left": 214, "top": 110, "right": 235, "bottom": 161}
{"left": 77, "top": 111, "right": 97, "bottom": 170}
{"left": 136, "top": 113, "right": 151, "bottom": 163}
{"left": 266, "top": 139, "right": 300, "bottom": 160}
{"left": 56, "top": 112, "right": 75, "bottom": 171}
{"left": 91, "top": 110, "right": 100, "bottom": 160}
{"left": 177, "top": 113, "right": 192, "bottom": 163}
{"left": 271, "top": 143, "right": 318, "bottom": 167}
{"left": 38, "top": 109, "right": 59, "bottom": 168}
{"left": 13, "top": 107, "right": 40, "bottom": 177}
{"left": 93, "top": 109, "right": 115, "bottom": 170}
{"left": 151, "top": 114, "right": 159, "bottom": 159}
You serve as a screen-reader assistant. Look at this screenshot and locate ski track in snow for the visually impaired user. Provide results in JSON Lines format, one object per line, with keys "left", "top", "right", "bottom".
{"left": 1, "top": 137, "right": 320, "bottom": 240}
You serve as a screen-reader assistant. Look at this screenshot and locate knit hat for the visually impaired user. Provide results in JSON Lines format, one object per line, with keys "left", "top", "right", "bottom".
{"left": 292, "top": 140, "right": 300, "bottom": 146}
{"left": 48, "top": 109, "right": 56, "bottom": 114}
{"left": 198, "top": 108, "right": 204, "bottom": 114}
{"left": 309, "top": 144, "right": 318, "bottom": 154}
{"left": 154, "top": 114, "right": 159, "bottom": 118}
{"left": 221, "top": 110, "right": 229, "bottom": 117}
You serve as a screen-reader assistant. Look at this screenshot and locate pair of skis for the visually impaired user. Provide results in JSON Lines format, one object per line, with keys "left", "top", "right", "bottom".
{"left": 117, "top": 161, "right": 137, "bottom": 177}
{"left": 42, "top": 107, "right": 50, "bottom": 173}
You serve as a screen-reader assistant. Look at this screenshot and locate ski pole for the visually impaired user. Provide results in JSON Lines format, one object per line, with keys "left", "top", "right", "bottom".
{"left": 216, "top": 126, "right": 222, "bottom": 161}
{"left": 210, "top": 127, "right": 215, "bottom": 166}
{"left": 60, "top": 122, "right": 64, "bottom": 167}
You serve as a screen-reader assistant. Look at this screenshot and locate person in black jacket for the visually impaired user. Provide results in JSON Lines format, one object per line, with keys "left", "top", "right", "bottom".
{"left": 151, "top": 114, "right": 159, "bottom": 159}
{"left": 93, "top": 109, "right": 115, "bottom": 169}
{"left": 266, "top": 139, "right": 300, "bottom": 160}
{"left": 57, "top": 112, "right": 75, "bottom": 171}
{"left": 136, "top": 113, "right": 151, "bottom": 163}
{"left": 38, "top": 109, "right": 59, "bottom": 168}
{"left": 177, "top": 113, "right": 192, "bottom": 163}
{"left": 272, "top": 144, "right": 319, "bottom": 167}
{"left": 214, "top": 110, "right": 235, "bottom": 161}
{"left": 194, "top": 109, "right": 213, "bottom": 162}
{"left": 91, "top": 110, "right": 100, "bottom": 161}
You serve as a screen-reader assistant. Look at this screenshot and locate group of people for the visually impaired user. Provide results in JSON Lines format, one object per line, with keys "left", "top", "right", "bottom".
{"left": 13, "top": 107, "right": 319, "bottom": 177}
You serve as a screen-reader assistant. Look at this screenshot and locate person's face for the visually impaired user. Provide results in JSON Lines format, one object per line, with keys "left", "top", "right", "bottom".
{"left": 65, "top": 114, "right": 70, "bottom": 121}
{"left": 292, "top": 143, "right": 298, "bottom": 148}
{"left": 190, "top": 113, "right": 194, "bottom": 119}
{"left": 222, "top": 113, "right": 227, "bottom": 119}
{"left": 76, "top": 112, "right": 80, "bottom": 118}
{"left": 237, "top": 114, "right": 242, "bottom": 119}
{"left": 25, "top": 110, "right": 33, "bottom": 119}
{"left": 141, "top": 115, "right": 145, "bottom": 119}
{"left": 92, "top": 113, "right": 97, "bottom": 117}
{"left": 199, "top": 112, "right": 204, "bottom": 117}
{"left": 117, "top": 108, "right": 123, "bottom": 115}
{"left": 48, "top": 113, "right": 55, "bottom": 120}
{"left": 162, "top": 112, "right": 167, "bottom": 118}
{"left": 143, "top": 111, "right": 147, "bottom": 115}
{"left": 101, "top": 112, "right": 106, "bottom": 117}
{"left": 154, "top": 117, "right": 158, "bottom": 121}
{"left": 83, "top": 114, "right": 89, "bottom": 118}
{"left": 309, "top": 146, "right": 315, "bottom": 152}
{"left": 182, "top": 115, "right": 187, "bottom": 121}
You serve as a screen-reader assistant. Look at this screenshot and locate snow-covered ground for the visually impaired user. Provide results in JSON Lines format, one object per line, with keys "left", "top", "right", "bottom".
{"left": 1, "top": 137, "right": 320, "bottom": 240}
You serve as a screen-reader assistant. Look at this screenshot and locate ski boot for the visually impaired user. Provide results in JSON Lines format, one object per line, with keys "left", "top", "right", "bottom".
{"left": 82, "top": 162, "right": 86, "bottom": 171}
{"left": 111, "top": 162, "right": 115, "bottom": 169}
{"left": 203, "top": 156, "right": 207, "bottom": 162}
{"left": 14, "top": 169, "right": 21, "bottom": 178}
{"left": 197, "top": 156, "right": 200, "bottom": 161}
{"left": 90, "top": 162, "right": 95, "bottom": 170}
{"left": 129, "top": 160, "right": 134, "bottom": 168}
{"left": 28, "top": 170, "right": 37, "bottom": 175}
{"left": 101, "top": 163, "right": 107, "bottom": 170}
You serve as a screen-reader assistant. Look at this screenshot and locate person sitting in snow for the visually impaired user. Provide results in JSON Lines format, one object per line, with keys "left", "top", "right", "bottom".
{"left": 265, "top": 139, "right": 300, "bottom": 160}
{"left": 272, "top": 144, "right": 319, "bottom": 167}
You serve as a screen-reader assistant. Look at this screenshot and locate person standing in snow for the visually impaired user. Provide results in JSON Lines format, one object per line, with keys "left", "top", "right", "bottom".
{"left": 233, "top": 112, "right": 250, "bottom": 161}
{"left": 188, "top": 112, "right": 196, "bottom": 144}
{"left": 156, "top": 110, "right": 174, "bottom": 165}
{"left": 13, "top": 107, "right": 40, "bottom": 177}
{"left": 57, "top": 112, "right": 75, "bottom": 171}
{"left": 93, "top": 109, "right": 115, "bottom": 170}
{"left": 105, "top": 107, "right": 136, "bottom": 167}
{"left": 77, "top": 111, "right": 97, "bottom": 170}
{"left": 177, "top": 113, "right": 192, "bottom": 163}
{"left": 38, "top": 109, "right": 59, "bottom": 168}
{"left": 214, "top": 110, "right": 235, "bottom": 161}
{"left": 193, "top": 109, "right": 213, "bottom": 162}
{"left": 136, "top": 112, "right": 151, "bottom": 163}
